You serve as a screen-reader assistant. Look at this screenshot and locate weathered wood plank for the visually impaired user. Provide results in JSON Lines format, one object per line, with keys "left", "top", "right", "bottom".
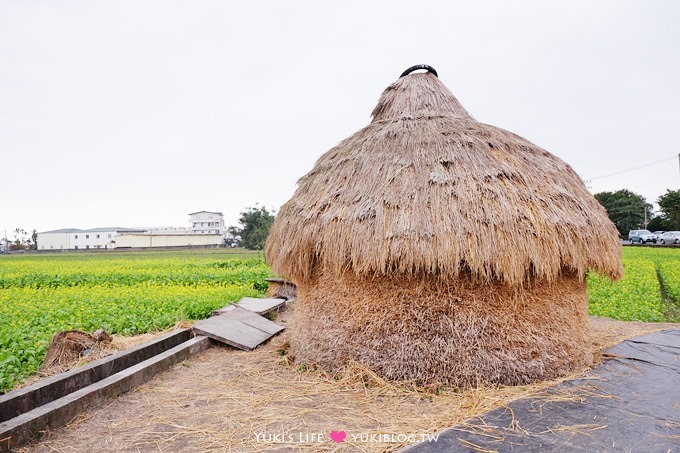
{"left": 264, "top": 278, "right": 289, "bottom": 284}
{"left": 236, "top": 297, "right": 286, "bottom": 314}
{"left": 213, "top": 297, "right": 287, "bottom": 316}
{"left": 192, "top": 307, "right": 284, "bottom": 351}
{"left": 226, "top": 306, "right": 285, "bottom": 335}
{"left": 212, "top": 305, "right": 236, "bottom": 315}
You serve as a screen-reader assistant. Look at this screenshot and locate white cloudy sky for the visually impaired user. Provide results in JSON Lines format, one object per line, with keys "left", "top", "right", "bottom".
{"left": 1, "top": 1, "right": 679, "bottom": 237}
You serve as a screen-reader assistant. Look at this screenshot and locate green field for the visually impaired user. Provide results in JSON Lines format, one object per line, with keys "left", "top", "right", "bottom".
{"left": 0, "top": 249, "right": 270, "bottom": 392}
{"left": 1, "top": 246, "right": 679, "bottom": 393}
{"left": 587, "top": 247, "right": 680, "bottom": 322}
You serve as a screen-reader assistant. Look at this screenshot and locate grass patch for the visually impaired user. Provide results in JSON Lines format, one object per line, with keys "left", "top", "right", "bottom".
{"left": 587, "top": 258, "right": 665, "bottom": 322}
{"left": 587, "top": 246, "right": 680, "bottom": 322}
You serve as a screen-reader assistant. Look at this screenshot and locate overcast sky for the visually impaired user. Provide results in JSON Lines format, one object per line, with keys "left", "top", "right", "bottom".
{"left": 1, "top": 1, "right": 679, "bottom": 237}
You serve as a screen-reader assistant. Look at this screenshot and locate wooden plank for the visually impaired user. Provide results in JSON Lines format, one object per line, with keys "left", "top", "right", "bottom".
{"left": 236, "top": 297, "right": 286, "bottom": 315}
{"left": 227, "top": 306, "right": 285, "bottom": 335}
{"left": 264, "top": 278, "right": 291, "bottom": 284}
{"left": 212, "top": 305, "right": 236, "bottom": 315}
{"left": 193, "top": 318, "right": 269, "bottom": 351}
{"left": 192, "top": 307, "right": 283, "bottom": 351}
{"left": 213, "top": 297, "right": 287, "bottom": 316}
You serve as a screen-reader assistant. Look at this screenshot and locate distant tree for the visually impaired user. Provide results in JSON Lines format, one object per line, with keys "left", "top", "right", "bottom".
{"left": 228, "top": 206, "right": 276, "bottom": 250}
{"left": 647, "top": 216, "right": 671, "bottom": 232}
{"left": 6, "top": 228, "right": 37, "bottom": 251}
{"left": 657, "top": 189, "right": 680, "bottom": 230}
{"left": 9, "top": 240, "right": 27, "bottom": 251}
{"left": 594, "top": 190, "right": 653, "bottom": 236}
{"left": 9, "top": 229, "right": 28, "bottom": 251}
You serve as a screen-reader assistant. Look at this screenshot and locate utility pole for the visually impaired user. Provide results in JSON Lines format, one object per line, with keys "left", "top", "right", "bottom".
{"left": 644, "top": 206, "right": 648, "bottom": 229}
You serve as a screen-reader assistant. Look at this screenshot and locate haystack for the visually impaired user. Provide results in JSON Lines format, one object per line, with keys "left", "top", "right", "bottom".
{"left": 42, "top": 329, "right": 112, "bottom": 371}
{"left": 265, "top": 65, "right": 622, "bottom": 387}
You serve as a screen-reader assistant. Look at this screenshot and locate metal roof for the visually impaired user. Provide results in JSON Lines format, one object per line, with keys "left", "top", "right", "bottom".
{"left": 39, "top": 227, "right": 145, "bottom": 234}
{"left": 188, "top": 211, "right": 223, "bottom": 216}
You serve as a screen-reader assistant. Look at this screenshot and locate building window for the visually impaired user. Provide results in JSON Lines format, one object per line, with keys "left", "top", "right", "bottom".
{"left": 86, "top": 234, "right": 90, "bottom": 239}
{"left": 108, "top": 234, "right": 112, "bottom": 238}
{"left": 96, "top": 234, "right": 100, "bottom": 239}
{"left": 75, "top": 245, "right": 78, "bottom": 249}
{"left": 86, "top": 245, "right": 89, "bottom": 249}
{"left": 75, "top": 235, "right": 78, "bottom": 239}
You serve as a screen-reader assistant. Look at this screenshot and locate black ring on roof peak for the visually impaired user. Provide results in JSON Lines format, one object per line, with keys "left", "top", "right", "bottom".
{"left": 400, "top": 64, "right": 438, "bottom": 78}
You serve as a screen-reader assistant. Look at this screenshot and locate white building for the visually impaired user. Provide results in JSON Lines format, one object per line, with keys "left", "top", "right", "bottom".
{"left": 36, "top": 211, "right": 228, "bottom": 251}
{"left": 37, "top": 227, "right": 144, "bottom": 251}
{"left": 114, "top": 232, "right": 223, "bottom": 248}
{"left": 189, "top": 211, "right": 225, "bottom": 235}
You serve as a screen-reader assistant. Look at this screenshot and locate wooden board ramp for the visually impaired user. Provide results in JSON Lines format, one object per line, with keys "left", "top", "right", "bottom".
{"left": 213, "top": 297, "right": 286, "bottom": 315}
{"left": 195, "top": 305, "right": 285, "bottom": 351}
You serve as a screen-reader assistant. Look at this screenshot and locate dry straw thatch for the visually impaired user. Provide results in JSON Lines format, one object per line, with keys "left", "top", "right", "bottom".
{"left": 265, "top": 65, "right": 622, "bottom": 386}
{"left": 41, "top": 329, "right": 112, "bottom": 371}
{"left": 291, "top": 271, "right": 591, "bottom": 387}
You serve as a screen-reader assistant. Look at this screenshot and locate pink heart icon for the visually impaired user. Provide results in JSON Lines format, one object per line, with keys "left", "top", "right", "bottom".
{"left": 329, "top": 430, "right": 346, "bottom": 443}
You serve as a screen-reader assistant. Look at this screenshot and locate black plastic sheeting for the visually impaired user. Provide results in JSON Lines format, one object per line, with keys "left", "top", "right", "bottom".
{"left": 403, "top": 330, "right": 680, "bottom": 452}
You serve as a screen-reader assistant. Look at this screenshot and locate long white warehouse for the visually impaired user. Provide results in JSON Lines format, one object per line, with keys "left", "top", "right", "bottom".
{"left": 114, "top": 232, "right": 223, "bottom": 248}
{"left": 37, "top": 227, "right": 144, "bottom": 251}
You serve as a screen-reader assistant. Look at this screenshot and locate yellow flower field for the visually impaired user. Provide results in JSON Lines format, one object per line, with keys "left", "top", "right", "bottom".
{"left": 0, "top": 250, "right": 270, "bottom": 392}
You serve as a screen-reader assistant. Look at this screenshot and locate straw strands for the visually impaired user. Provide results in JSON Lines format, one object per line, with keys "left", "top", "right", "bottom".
{"left": 265, "top": 69, "right": 623, "bottom": 385}
{"left": 291, "top": 271, "right": 591, "bottom": 386}
{"left": 266, "top": 73, "right": 622, "bottom": 286}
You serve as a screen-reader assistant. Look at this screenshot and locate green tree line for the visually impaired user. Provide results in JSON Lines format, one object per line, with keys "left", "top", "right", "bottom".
{"left": 595, "top": 189, "right": 680, "bottom": 236}
{"left": 228, "top": 206, "right": 275, "bottom": 250}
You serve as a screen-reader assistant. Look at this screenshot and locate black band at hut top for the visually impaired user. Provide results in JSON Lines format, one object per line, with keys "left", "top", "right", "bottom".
{"left": 400, "top": 64, "right": 438, "bottom": 78}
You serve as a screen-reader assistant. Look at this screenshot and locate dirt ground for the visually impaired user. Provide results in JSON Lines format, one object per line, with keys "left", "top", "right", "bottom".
{"left": 18, "top": 308, "right": 680, "bottom": 453}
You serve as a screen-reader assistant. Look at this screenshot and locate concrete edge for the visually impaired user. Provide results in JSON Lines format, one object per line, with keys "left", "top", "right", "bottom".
{"left": 0, "top": 336, "right": 210, "bottom": 451}
{"left": 0, "top": 329, "right": 192, "bottom": 423}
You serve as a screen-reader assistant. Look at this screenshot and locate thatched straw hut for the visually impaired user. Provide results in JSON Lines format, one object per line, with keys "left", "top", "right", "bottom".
{"left": 265, "top": 65, "right": 622, "bottom": 387}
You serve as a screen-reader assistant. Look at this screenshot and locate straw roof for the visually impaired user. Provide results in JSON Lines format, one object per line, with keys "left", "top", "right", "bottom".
{"left": 266, "top": 68, "right": 622, "bottom": 286}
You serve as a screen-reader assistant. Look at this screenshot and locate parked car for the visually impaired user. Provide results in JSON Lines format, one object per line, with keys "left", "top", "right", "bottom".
{"left": 658, "top": 231, "right": 680, "bottom": 245}
{"left": 628, "top": 229, "right": 657, "bottom": 244}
